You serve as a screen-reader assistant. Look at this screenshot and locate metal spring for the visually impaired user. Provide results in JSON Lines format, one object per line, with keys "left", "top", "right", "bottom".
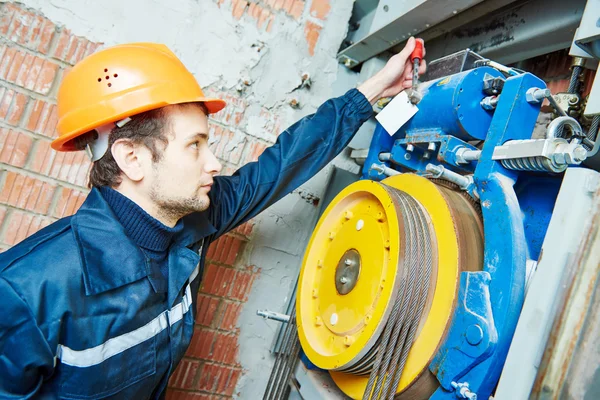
{"left": 501, "top": 157, "right": 550, "bottom": 172}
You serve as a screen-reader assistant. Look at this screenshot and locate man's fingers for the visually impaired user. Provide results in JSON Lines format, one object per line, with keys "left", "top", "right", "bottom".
{"left": 398, "top": 37, "right": 416, "bottom": 61}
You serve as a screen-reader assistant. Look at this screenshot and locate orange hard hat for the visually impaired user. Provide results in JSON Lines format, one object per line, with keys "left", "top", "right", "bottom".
{"left": 51, "top": 42, "right": 226, "bottom": 152}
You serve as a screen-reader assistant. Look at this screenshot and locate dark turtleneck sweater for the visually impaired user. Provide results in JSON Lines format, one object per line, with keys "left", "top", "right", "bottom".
{"left": 98, "top": 186, "right": 184, "bottom": 281}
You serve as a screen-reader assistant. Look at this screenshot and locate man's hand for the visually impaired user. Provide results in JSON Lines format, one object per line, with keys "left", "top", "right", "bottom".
{"left": 358, "top": 37, "right": 427, "bottom": 104}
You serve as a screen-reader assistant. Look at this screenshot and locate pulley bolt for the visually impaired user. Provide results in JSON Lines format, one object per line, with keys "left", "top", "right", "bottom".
{"left": 314, "top": 316, "right": 323, "bottom": 326}
{"left": 344, "top": 335, "right": 355, "bottom": 346}
{"left": 329, "top": 231, "right": 336, "bottom": 240}
{"left": 344, "top": 259, "right": 352, "bottom": 266}
{"left": 340, "top": 276, "right": 349, "bottom": 284}
{"left": 317, "top": 260, "right": 323, "bottom": 268}
{"left": 344, "top": 211, "right": 353, "bottom": 220}
{"left": 384, "top": 239, "right": 390, "bottom": 249}
{"left": 376, "top": 212, "right": 385, "bottom": 222}
{"left": 312, "top": 288, "right": 318, "bottom": 298}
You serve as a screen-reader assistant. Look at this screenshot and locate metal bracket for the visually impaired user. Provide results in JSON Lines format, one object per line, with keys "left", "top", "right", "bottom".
{"left": 390, "top": 131, "right": 480, "bottom": 174}
{"left": 430, "top": 271, "right": 497, "bottom": 390}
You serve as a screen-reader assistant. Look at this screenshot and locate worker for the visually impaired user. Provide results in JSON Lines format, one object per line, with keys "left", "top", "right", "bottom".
{"left": 0, "top": 38, "right": 425, "bottom": 398}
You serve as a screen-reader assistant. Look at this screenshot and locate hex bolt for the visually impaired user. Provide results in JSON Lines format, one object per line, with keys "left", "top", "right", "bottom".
{"left": 340, "top": 276, "right": 349, "bottom": 284}
{"left": 451, "top": 381, "right": 478, "bottom": 400}
{"left": 344, "top": 259, "right": 352, "bottom": 266}
{"left": 406, "top": 144, "right": 414, "bottom": 152}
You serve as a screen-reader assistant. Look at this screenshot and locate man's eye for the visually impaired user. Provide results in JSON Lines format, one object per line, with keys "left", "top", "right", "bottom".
{"left": 191, "top": 141, "right": 199, "bottom": 148}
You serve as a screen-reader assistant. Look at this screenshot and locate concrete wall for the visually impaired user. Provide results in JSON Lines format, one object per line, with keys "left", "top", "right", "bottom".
{"left": 0, "top": 0, "right": 360, "bottom": 398}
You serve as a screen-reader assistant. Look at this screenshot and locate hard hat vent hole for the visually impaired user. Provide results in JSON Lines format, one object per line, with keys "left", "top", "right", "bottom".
{"left": 97, "top": 78, "right": 101, "bottom": 82}
{"left": 105, "top": 76, "right": 110, "bottom": 80}
{"left": 104, "top": 68, "right": 108, "bottom": 72}
{"left": 114, "top": 74, "right": 118, "bottom": 78}
{"left": 108, "top": 83, "right": 112, "bottom": 87}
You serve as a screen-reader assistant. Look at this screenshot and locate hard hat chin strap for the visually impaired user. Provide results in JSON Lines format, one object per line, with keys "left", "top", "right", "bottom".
{"left": 85, "top": 117, "right": 132, "bottom": 162}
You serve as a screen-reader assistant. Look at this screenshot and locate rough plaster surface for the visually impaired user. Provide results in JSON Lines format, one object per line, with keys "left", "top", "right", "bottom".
{"left": 15, "top": 0, "right": 360, "bottom": 397}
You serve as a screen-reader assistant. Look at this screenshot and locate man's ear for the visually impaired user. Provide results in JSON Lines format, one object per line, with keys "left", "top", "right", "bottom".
{"left": 111, "top": 139, "right": 146, "bottom": 182}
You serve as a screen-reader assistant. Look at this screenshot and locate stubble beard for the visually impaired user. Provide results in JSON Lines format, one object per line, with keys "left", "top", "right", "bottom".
{"left": 150, "top": 181, "right": 210, "bottom": 223}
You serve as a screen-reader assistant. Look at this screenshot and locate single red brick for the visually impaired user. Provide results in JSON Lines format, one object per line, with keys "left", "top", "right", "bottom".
{"left": 219, "top": 301, "right": 242, "bottom": 331}
{"left": 231, "top": 0, "right": 246, "bottom": 20}
{"left": 258, "top": 8, "right": 271, "bottom": 29}
{"left": 304, "top": 20, "right": 322, "bottom": 56}
{"left": 71, "top": 38, "right": 88, "bottom": 64}
{"left": 225, "top": 237, "right": 243, "bottom": 266}
{"left": 52, "top": 187, "right": 71, "bottom": 218}
{"left": 23, "top": 55, "right": 44, "bottom": 92}
{"left": 43, "top": 103, "right": 59, "bottom": 138}
{"left": 0, "top": 88, "right": 13, "bottom": 119}
{"left": 247, "top": 142, "right": 267, "bottom": 163}
{"left": 14, "top": 212, "right": 34, "bottom": 244}
{"left": 7, "top": 173, "right": 26, "bottom": 206}
{"left": 0, "top": 129, "right": 18, "bottom": 163}
{"left": 15, "top": 175, "right": 34, "bottom": 210}
{"left": 202, "top": 263, "right": 235, "bottom": 297}
{"left": 52, "top": 28, "right": 72, "bottom": 61}
{"left": 187, "top": 327, "right": 216, "bottom": 359}
{"left": 24, "top": 178, "right": 43, "bottom": 211}
{"left": 64, "top": 188, "right": 81, "bottom": 216}
{"left": 0, "top": 47, "right": 17, "bottom": 80}
{"left": 58, "top": 151, "right": 76, "bottom": 182}
{"left": 28, "top": 139, "right": 55, "bottom": 175}
{"left": 210, "top": 332, "right": 239, "bottom": 365}
{"left": 26, "top": 99, "right": 46, "bottom": 132}
{"left": 214, "top": 235, "right": 232, "bottom": 264}
{"left": 169, "top": 359, "right": 201, "bottom": 389}
{"left": 0, "top": 171, "right": 17, "bottom": 203}
{"left": 290, "top": 0, "right": 305, "bottom": 19}
{"left": 6, "top": 49, "right": 25, "bottom": 83}
{"left": 33, "top": 60, "right": 59, "bottom": 95}
{"left": 37, "top": 19, "right": 56, "bottom": 54}
{"left": 225, "top": 368, "right": 242, "bottom": 396}
{"left": 195, "top": 294, "right": 220, "bottom": 326}
{"left": 265, "top": 0, "right": 276, "bottom": 7}
{"left": 15, "top": 53, "right": 35, "bottom": 88}
{"left": 10, "top": 130, "right": 33, "bottom": 167}
{"left": 6, "top": 92, "right": 28, "bottom": 126}
{"left": 230, "top": 266, "right": 258, "bottom": 301}
{"left": 75, "top": 159, "right": 91, "bottom": 187}
{"left": 49, "top": 151, "right": 66, "bottom": 178}
{"left": 247, "top": 3, "right": 257, "bottom": 19}
{"left": 266, "top": 16, "right": 274, "bottom": 33}
{"left": 34, "top": 182, "right": 56, "bottom": 215}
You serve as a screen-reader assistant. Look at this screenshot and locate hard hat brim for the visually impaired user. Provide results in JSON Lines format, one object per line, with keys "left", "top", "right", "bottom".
{"left": 50, "top": 97, "right": 226, "bottom": 152}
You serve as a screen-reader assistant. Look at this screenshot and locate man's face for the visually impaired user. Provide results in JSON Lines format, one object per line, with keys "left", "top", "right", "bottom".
{"left": 145, "top": 104, "right": 222, "bottom": 221}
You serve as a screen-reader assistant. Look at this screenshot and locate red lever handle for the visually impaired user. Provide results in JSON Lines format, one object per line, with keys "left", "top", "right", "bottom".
{"left": 410, "top": 40, "right": 424, "bottom": 62}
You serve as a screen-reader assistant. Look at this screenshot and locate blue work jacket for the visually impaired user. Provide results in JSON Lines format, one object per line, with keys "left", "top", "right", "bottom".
{"left": 0, "top": 89, "right": 372, "bottom": 399}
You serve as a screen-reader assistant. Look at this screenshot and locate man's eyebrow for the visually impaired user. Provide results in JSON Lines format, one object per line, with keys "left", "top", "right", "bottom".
{"left": 187, "top": 132, "right": 209, "bottom": 141}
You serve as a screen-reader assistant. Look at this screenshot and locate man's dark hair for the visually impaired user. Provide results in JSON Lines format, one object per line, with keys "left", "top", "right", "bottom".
{"left": 72, "top": 103, "right": 208, "bottom": 188}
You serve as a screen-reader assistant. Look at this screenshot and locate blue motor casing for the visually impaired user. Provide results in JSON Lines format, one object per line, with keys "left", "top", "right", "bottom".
{"left": 401, "top": 67, "right": 503, "bottom": 141}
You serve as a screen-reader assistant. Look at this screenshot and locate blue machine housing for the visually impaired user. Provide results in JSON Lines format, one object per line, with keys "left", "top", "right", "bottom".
{"left": 362, "top": 68, "right": 561, "bottom": 399}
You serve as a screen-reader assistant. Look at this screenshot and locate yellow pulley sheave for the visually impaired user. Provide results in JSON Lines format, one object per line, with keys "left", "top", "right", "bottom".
{"left": 296, "top": 174, "right": 483, "bottom": 399}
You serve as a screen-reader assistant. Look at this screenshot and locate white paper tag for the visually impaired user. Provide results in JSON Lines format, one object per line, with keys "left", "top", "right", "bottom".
{"left": 375, "top": 91, "right": 419, "bottom": 136}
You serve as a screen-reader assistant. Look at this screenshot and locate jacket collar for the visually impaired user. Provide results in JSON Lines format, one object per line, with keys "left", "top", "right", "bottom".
{"left": 73, "top": 188, "right": 216, "bottom": 296}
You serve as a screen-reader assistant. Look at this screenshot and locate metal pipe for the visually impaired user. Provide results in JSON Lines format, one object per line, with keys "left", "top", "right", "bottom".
{"left": 425, "top": 164, "right": 472, "bottom": 190}
{"left": 546, "top": 116, "right": 583, "bottom": 142}
{"left": 257, "top": 310, "right": 290, "bottom": 323}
